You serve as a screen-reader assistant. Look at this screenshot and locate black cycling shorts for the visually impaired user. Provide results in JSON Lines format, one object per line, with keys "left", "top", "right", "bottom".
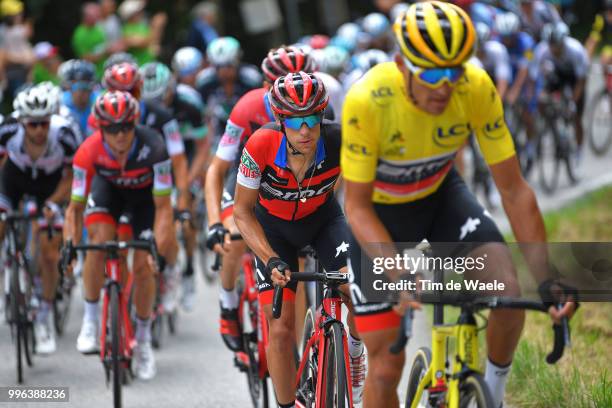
{"left": 348, "top": 168, "right": 504, "bottom": 333}
{"left": 84, "top": 175, "right": 155, "bottom": 239}
{"left": 254, "top": 198, "right": 349, "bottom": 305}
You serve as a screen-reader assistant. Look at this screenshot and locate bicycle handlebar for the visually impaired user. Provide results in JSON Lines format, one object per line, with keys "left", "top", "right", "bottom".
{"left": 389, "top": 292, "right": 570, "bottom": 364}
{"left": 211, "top": 233, "right": 243, "bottom": 272}
{"left": 272, "top": 270, "right": 348, "bottom": 319}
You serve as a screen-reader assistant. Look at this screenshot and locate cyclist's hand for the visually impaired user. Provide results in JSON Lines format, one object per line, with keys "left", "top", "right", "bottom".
{"left": 44, "top": 201, "right": 61, "bottom": 223}
{"left": 266, "top": 257, "right": 290, "bottom": 287}
{"left": 59, "top": 240, "right": 76, "bottom": 275}
{"left": 392, "top": 273, "right": 422, "bottom": 316}
{"left": 505, "top": 89, "right": 519, "bottom": 106}
{"left": 206, "top": 222, "right": 229, "bottom": 254}
{"left": 538, "top": 279, "right": 580, "bottom": 325}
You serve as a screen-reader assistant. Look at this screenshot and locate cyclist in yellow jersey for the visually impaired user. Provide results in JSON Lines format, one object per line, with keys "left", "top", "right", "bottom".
{"left": 341, "top": 3, "right": 578, "bottom": 408}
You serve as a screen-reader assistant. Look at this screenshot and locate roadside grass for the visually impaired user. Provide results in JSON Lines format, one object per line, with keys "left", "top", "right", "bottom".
{"left": 505, "top": 186, "right": 612, "bottom": 407}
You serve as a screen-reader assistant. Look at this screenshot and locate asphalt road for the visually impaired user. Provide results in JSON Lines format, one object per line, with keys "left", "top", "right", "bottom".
{"left": 0, "top": 65, "right": 610, "bottom": 408}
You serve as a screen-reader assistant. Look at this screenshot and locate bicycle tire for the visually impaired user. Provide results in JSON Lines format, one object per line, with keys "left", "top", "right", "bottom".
{"left": 405, "top": 347, "right": 432, "bottom": 408}
{"left": 167, "top": 310, "right": 177, "bottom": 335}
{"left": 297, "top": 307, "right": 317, "bottom": 406}
{"left": 458, "top": 373, "right": 494, "bottom": 408}
{"left": 10, "top": 260, "right": 24, "bottom": 383}
{"left": 53, "top": 287, "right": 72, "bottom": 337}
{"left": 537, "top": 122, "right": 561, "bottom": 195}
{"left": 323, "top": 322, "right": 350, "bottom": 408}
{"left": 110, "top": 284, "right": 122, "bottom": 408}
{"left": 151, "top": 312, "right": 163, "bottom": 349}
{"left": 587, "top": 90, "right": 612, "bottom": 156}
{"left": 24, "top": 322, "right": 33, "bottom": 366}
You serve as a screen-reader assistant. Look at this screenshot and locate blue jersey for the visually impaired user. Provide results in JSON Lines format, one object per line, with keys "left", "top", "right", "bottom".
{"left": 504, "top": 32, "right": 535, "bottom": 76}
{"left": 62, "top": 90, "right": 99, "bottom": 137}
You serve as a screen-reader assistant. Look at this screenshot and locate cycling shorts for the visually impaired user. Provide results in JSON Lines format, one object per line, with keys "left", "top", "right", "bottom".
{"left": 0, "top": 160, "right": 65, "bottom": 229}
{"left": 254, "top": 198, "right": 349, "bottom": 306}
{"left": 348, "top": 168, "right": 504, "bottom": 333}
{"left": 84, "top": 175, "right": 155, "bottom": 239}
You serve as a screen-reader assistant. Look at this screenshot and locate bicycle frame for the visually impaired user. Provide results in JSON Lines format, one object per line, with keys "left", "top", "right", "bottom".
{"left": 99, "top": 252, "right": 136, "bottom": 371}
{"left": 239, "top": 252, "right": 269, "bottom": 379}
{"left": 410, "top": 314, "right": 479, "bottom": 408}
{"left": 295, "top": 286, "right": 353, "bottom": 408}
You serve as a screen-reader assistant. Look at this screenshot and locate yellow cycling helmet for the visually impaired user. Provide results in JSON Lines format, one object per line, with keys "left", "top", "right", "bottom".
{"left": 393, "top": 1, "right": 476, "bottom": 68}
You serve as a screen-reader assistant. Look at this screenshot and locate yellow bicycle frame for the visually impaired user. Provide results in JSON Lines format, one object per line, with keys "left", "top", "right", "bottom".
{"left": 410, "top": 321, "right": 480, "bottom": 408}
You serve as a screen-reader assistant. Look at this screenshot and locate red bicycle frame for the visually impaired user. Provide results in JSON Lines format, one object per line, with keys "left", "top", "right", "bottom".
{"left": 236, "top": 252, "right": 270, "bottom": 379}
{"left": 295, "top": 294, "right": 353, "bottom": 407}
{"left": 99, "top": 255, "right": 136, "bottom": 369}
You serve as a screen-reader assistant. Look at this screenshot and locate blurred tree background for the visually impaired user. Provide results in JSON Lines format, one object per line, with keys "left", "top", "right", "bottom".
{"left": 21, "top": 0, "right": 610, "bottom": 66}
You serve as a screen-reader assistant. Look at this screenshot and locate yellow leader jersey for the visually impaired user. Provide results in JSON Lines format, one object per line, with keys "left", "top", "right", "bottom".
{"left": 341, "top": 62, "right": 515, "bottom": 204}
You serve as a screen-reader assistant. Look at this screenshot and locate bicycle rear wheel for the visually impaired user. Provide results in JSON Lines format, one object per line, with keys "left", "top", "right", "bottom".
{"left": 110, "top": 284, "right": 123, "bottom": 408}
{"left": 587, "top": 89, "right": 612, "bottom": 156}
{"left": 10, "top": 261, "right": 24, "bottom": 383}
{"left": 537, "top": 122, "right": 561, "bottom": 195}
{"left": 405, "top": 347, "right": 432, "bottom": 408}
{"left": 53, "top": 286, "right": 72, "bottom": 336}
{"left": 323, "top": 322, "right": 350, "bottom": 408}
{"left": 458, "top": 373, "right": 494, "bottom": 408}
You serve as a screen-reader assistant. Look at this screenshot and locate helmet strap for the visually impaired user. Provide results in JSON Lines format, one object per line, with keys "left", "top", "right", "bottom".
{"left": 407, "top": 73, "right": 419, "bottom": 106}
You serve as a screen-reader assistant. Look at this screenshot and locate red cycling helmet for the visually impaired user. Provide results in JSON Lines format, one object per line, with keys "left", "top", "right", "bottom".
{"left": 269, "top": 71, "right": 328, "bottom": 116}
{"left": 94, "top": 91, "right": 139, "bottom": 126}
{"left": 310, "top": 34, "right": 330, "bottom": 49}
{"left": 261, "top": 46, "right": 315, "bottom": 82}
{"left": 103, "top": 62, "right": 142, "bottom": 95}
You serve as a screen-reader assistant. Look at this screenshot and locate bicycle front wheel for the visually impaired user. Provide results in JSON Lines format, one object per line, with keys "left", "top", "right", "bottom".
{"left": 587, "top": 89, "right": 612, "bottom": 156}
{"left": 537, "top": 122, "right": 561, "bottom": 195}
{"left": 297, "top": 307, "right": 316, "bottom": 406}
{"left": 458, "top": 373, "right": 494, "bottom": 408}
{"left": 405, "top": 347, "right": 432, "bottom": 408}
{"left": 110, "top": 284, "right": 123, "bottom": 408}
{"left": 323, "top": 322, "right": 350, "bottom": 408}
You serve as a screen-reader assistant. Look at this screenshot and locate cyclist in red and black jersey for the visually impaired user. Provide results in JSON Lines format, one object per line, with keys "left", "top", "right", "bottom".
{"left": 97, "top": 62, "right": 190, "bottom": 312}
{"left": 204, "top": 46, "right": 315, "bottom": 352}
{"left": 63, "top": 91, "right": 178, "bottom": 381}
{"left": 233, "top": 72, "right": 366, "bottom": 407}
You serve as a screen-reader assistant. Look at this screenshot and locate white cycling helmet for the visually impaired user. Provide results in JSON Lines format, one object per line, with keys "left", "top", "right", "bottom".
{"left": 494, "top": 12, "right": 521, "bottom": 37}
{"left": 336, "top": 22, "right": 360, "bottom": 50}
{"left": 362, "top": 13, "right": 390, "bottom": 39}
{"left": 172, "top": 47, "right": 204, "bottom": 77}
{"left": 354, "top": 49, "right": 389, "bottom": 72}
{"left": 323, "top": 45, "right": 349, "bottom": 74}
{"left": 206, "top": 36, "right": 242, "bottom": 67}
{"left": 541, "top": 22, "right": 569, "bottom": 46}
{"left": 13, "top": 83, "right": 59, "bottom": 119}
{"left": 390, "top": 3, "right": 410, "bottom": 24}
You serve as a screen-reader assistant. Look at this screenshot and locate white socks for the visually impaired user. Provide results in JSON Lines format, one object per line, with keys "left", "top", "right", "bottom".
{"left": 136, "top": 317, "right": 152, "bottom": 343}
{"left": 83, "top": 299, "right": 99, "bottom": 323}
{"left": 485, "top": 358, "right": 512, "bottom": 408}
{"left": 219, "top": 287, "right": 239, "bottom": 310}
{"left": 348, "top": 333, "right": 364, "bottom": 358}
{"left": 37, "top": 300, "right": 52, "bottom": 323}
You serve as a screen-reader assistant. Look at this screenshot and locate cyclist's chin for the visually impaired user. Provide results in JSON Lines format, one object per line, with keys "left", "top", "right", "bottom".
{"left": 424, "top": 99, "right": 451, "bottom": 115}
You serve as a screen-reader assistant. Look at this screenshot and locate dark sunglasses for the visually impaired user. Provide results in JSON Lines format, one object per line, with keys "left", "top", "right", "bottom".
{"left": 24, "top": 120, "right": 50, "bottom": 129}
{"left": 282, "top": 113, "right": 324, "bottom": 130}
{"left": 102, "top": 123, "right": 135, "bottom": 135}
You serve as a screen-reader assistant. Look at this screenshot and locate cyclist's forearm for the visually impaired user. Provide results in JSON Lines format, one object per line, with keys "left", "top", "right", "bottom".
{"left": 188, "top": 142, "right": 209, "bottom": 183}
{"left": 171, "top": 154, "right": 190, "bottom": 210}
{"left": 233, "top": 206, "right": 277, "bottom": 264}
{"left": 513, "top": 67, "right": 529, "bottom": 93}
{"left": 204, "top": 161, "right": 227, "bottom": 225}
{"left": 497, "top": 80, "right": 509, "bottom": 100}
{"left": 345, "top": 201, "right": 402, "bottom": 281}
{"left": 47, "top": 172, "right": 73, "bottom": 205}
{"left": 500, "top": 180, "right": 550, "bottom": 283}
{"left": 573, "top": 79, "right": 586, "bottom": 102}
{"left": 63, "top": 203, "right": 84, "bottom": 244}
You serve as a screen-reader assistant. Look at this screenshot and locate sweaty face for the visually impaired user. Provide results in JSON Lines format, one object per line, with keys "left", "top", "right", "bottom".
{"left": 72, "top": 89, "right": 92, "bottom": 109}
{"left": 284, "top": 123, "right": 321, "bottom": 156}
{"left": 216, "top": 65, "right": 238, "bottom": 83}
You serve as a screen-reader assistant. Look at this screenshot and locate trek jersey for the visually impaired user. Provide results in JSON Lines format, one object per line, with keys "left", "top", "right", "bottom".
{"left": 341, "top": 62, "right": 515, "bottom": 204}
{"left": 215, "top": 87, "right": 274, "bottom": 166}
{"left": 236, "top": 122, "right": 341, "bottom": 221}
{"left": 70, "top": 125, "right": 173, "bottom": 203}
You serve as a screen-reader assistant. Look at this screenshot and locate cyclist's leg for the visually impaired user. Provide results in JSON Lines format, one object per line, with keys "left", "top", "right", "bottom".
{"left": 256, "top": 244, "right": 299, "bottom": 406}
{"left": 77, "top": 176, "right": 120, "bottom": 353}
{"left": 430, "top": 169, "right": 525, "bottom": 407}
